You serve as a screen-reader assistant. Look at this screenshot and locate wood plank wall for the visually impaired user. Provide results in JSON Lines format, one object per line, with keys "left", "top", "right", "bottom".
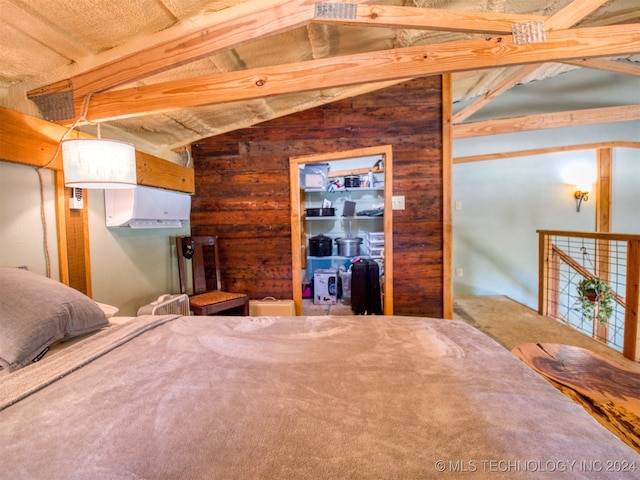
{"left": 191, "top": 77, "right": 444, "bottom": 317}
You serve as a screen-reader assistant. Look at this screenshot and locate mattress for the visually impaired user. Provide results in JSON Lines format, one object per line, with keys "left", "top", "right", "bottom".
{"left": 1, "top": 314, "right": 638, "bottom": 479}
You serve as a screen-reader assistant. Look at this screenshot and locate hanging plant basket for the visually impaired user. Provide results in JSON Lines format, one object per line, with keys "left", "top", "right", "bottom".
{"left": 575, "top": 277, "right": 614, "bottom": 326}
{"left": 584, "top": 289, "right": 598, "bottom": 302}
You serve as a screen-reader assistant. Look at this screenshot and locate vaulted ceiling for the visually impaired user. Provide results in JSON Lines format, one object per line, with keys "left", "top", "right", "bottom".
{"left": 1, "top": 0, "right": 638, "bottom": 162}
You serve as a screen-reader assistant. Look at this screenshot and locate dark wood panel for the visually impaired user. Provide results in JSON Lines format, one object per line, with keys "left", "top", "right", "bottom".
{"left": 192, "top": 224, "right": 291, "bottom": 239}
{"left": 353, "top": 77, "right": 442, "bottom": 107}
{"left": 194, "top": 196, "right": 291, "bottom": 212}
{"left": 191, "top": 209, "right": 291, "bottom": 226}
{"left": 195, "top": 155, "right": 291, "bottom": 171}
{"left": 324, "top": 107, "right": 441, "bottom": 128}
{"left": 192, "top": 77, "right": 445, "bottom": 315}
{"left": 191, "top": 141, "right": 241, "bottom": 156}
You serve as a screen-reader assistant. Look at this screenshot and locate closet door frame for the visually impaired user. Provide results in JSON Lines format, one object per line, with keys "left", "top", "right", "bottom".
{"left": 289, "top": 145, "right": 393, "bottom": 315}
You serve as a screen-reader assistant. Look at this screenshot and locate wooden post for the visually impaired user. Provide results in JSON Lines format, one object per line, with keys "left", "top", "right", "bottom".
{"left": 538, "top": 231, "right": 549, "bottom": 316}
{"left": 442, "top": 74, "right": 453, "bottom": 319}
{"left": 623, "top": 239, "right": 640, "bottom": 361}
{"left": 595, "top": 147, "right": 612, "bottom": 342}
{"left": 595, "top": 147, "right": 612, "bottom": 233}
{"left": 548, "top": 245, "right": 560, "bottom": 320}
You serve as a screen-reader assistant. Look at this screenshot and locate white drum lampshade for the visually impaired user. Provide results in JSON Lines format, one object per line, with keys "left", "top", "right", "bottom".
{"left": 62, "top": 138, "right": 137, "bottom": 188}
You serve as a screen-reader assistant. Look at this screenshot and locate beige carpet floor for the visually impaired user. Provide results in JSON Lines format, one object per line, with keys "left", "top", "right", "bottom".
{"left": 453, "top": 295, "right": 637, "bottom": 369}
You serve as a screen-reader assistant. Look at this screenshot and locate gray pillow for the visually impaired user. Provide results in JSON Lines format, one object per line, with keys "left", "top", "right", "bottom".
{"left": 0, "top": 268, "right": 109, "bottom": 371}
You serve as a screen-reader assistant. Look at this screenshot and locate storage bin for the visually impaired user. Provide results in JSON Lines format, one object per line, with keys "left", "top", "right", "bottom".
{"left": 301, "top": 163, "right": 330, "bottom": 188}
{"left": 339, "top": 270, "right": 352, "bottom": 305}
{"left": 367, "top": 232, "right": 384, "bottom": 244}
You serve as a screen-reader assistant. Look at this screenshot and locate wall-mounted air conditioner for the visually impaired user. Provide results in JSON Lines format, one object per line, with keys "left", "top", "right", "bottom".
{"left": 105, "top": 186, "right": 191, "bottom": 228}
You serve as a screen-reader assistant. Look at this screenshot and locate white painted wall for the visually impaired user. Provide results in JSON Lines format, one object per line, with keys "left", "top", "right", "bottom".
{"left": 0, "top": 162, "right": 59, "bottom": 278}
{"left": 87, "top": 189, "right": 190, "bottom": 315}
{"left": 451, "top": 68, "right": 639, "bottom": 309}
{"left": 453, "top": 128, "right": 639, "bottom": 309}
{"left": 0, "top": 160, "right": 190, "bottom": 316}
{"left": 612, "top": 148, "right": 640, "bottom": 232}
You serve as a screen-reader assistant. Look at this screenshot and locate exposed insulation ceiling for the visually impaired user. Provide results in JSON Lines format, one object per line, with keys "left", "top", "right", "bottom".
{"left": 1, "top": 0, "right": 638, "bottom": 161}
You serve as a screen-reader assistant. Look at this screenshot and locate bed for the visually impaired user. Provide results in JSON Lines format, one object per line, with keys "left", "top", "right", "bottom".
{"left": 1, "top": 268, "right": 638, "bottom": 479}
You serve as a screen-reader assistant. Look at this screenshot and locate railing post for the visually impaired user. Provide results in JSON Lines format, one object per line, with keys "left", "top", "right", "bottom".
{"left": 549, "top": 245, "right": 560, "bottom": 320}
{"left": 595, "top": 237, "right": 611, "bottom": 343}
{"left": 538, "top": 231, "right": 549, "bottom": 316}
{"left": 623, "top": 239, "right": 640, "bottom": 361}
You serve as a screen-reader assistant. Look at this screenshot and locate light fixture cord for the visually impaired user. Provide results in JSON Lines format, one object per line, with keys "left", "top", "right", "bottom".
{"left": 36, "top": 169, "right": 52, "bottom": 278}
{"left": 35, "top": 92, "right": 94, "bottom": 277}
{"left": 39, "top": 92, "right": 95, "bottom": 169}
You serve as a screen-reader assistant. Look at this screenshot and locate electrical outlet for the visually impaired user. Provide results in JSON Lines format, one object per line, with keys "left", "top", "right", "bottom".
{"left": 392, "top": 195, "right": 405, "bottom": 210}
{"left": 455, "top": 201, "right": 463, "bottom": 210}
{"left": 455, "top": 267, "right": 463, "bottom": 277}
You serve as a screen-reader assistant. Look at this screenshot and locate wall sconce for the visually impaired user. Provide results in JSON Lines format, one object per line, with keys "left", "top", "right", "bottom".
{"left": 563, "top": 163, "right": 595, "bottom": 214}
{"left": 574, "top": 190, "right": 589, "bottom": 212}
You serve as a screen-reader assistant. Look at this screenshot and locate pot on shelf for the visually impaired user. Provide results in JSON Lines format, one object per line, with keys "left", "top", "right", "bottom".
{"left": 344, "top": 175, "right": 360, "bottom": 188}
{"left": 309, "top": 234, "right": 333, "bottom": 257}
{"left": 306, "top": 207, "right": 335, "bottom": 217}
{"left": 335, "top": 237, "right": 362, "bottom": 257}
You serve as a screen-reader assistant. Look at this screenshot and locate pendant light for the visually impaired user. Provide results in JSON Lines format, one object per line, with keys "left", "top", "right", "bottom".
{"left": 62, "top": 137, "right": 136, "bottom": 189}
{"left": 60, "top": 98, "right": 137, "bottom": 189}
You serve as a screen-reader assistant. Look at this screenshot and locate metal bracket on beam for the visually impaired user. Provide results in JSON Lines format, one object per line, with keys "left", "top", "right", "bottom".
{"left": 314, "top": 2, "right": 357, "bottom": 20}
{"left": 512, "top": 21, "right": 546, "bottom": 44}
{"left": 30, "top": 90, "right": 75, "bottom": 123}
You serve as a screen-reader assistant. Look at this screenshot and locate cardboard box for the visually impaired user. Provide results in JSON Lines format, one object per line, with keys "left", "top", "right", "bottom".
{"left": 249, "top": 298, "right": 296, "bottom": 316}
{"left": 314, "top": 269, "right": 337, "bottom": 305}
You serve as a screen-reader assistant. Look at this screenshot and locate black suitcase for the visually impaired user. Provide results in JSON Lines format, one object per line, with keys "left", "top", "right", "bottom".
{"left": 351, "top": 259, "right": 368, "bottom": 315}
{"left": 351, "top": 259, "right": 382, "bottom": 315}
{"left": 366, "top": 259, "right": 383, "bottom": 315}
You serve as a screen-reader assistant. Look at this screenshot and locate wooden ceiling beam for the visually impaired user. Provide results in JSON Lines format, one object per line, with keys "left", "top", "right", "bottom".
{"left": 454, "top": 141, "right": 640, "bottom": 164}
{"left": 452, "top": 64, "right": 542, "bottom": 124}
{"left": 65, "top": 24, "right": 640, "bottom": 124}
{"left": 312, "top": 5, "right": 547, "bottom": 34}
{"left": 26, "top": 0, "right": 339, "bottom": 99}
{"left": 0, "top": 107, "right": 194, "bottom": 193}
{"left": 544, "top": 0, "right": 611, "bottom": 30}
{"left": 452, "top": 0, "right": 615, "bottom": 124}
{"left": 563, "top": 58, "right": 640, "bottom": 77}
{"left": 453, "top": 105, "right": 640, "bottom": 139}
{"left": 25, "top": 0, "right": 611, "bottom": 101}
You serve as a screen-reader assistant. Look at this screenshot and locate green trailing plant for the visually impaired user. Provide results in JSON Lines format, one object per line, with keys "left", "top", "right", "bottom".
{"left": 575, "top": 277, "right": 615, "bottom": 326}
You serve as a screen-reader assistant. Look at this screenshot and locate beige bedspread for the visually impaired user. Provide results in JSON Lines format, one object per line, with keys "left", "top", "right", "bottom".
{"left": 0, "top": 315, "right": 638, "bottom": 479}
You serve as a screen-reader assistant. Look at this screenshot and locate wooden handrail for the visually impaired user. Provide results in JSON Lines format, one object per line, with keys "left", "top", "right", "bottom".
{"left": 537, "top": 230, "right": 640, "bottom": 242}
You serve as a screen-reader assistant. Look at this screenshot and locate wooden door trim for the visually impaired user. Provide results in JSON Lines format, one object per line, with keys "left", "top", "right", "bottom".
{"left": 289, "top": 145, "right": 394, "bottom": 315}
